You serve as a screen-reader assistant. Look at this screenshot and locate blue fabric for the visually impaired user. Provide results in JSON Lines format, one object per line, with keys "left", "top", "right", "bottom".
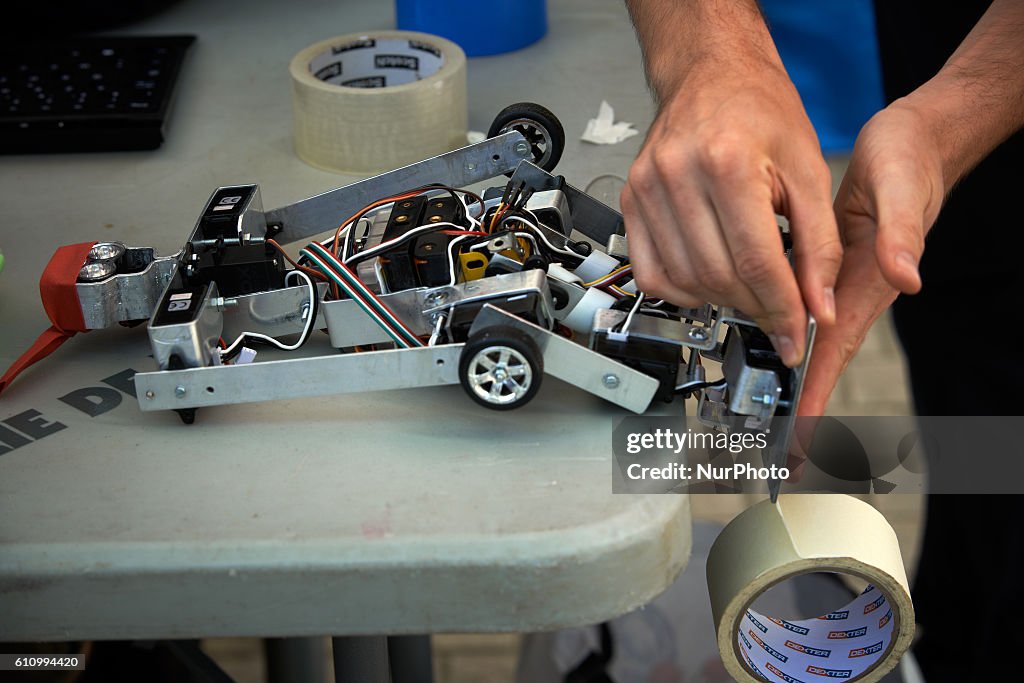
{"left": 396, "top": 0, "right": 548, "bottom": 58}
{"left": 760, "top": 0, "right": 885, "bottom": 153}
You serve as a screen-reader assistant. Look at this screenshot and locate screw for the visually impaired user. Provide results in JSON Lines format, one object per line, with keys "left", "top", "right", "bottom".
{"left": 426, "top": 291, "right": 449, "bottom": 305}
{"left": 400, "top": 201, "right": 414, "bottom": 208}
{"left": 688, "top": 327, "right": 708, "bottom": 341}
{"left": 211, "top": 297, "right": 238, "bottom": 310}
{"left": 602, "top": 373, "right": 620, "bottom": 389}
{"left": 751, "top": 393, "right": 774, "bottom": 405}
{"left": 145, "top": 390, "right": 155, "bottom": 399}
{"left": 428, "top": 214, "right": 443, "bottom": 222}
{"left": 465, "top": 162, "right": 477, "bottom": 172}
{"left": 395, "top": 214, "right": 410, "bottom": 223}
{"left": 514, "top": 141, "right": 530, "bottom": 156}
{"left": 175, "top": 385, "right": 186, "bottom": 398}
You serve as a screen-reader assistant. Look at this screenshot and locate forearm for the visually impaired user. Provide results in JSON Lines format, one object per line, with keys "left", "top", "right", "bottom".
{"left": 900, "top": 0, "right": 1024, "bottom": 189}
{"left": 625, "top": 0, "right": 781, "bottom": 101}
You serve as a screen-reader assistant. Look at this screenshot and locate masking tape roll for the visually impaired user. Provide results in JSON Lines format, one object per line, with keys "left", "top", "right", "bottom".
{"left": 707, "top": 495, "right": 915, "bottom": 683}
{"left": 289, "top": 31, "right": 468, "bottom": 175}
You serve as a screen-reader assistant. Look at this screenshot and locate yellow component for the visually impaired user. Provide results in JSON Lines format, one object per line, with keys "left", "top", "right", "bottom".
{"left": 499, "top": 237, "right": 532, "bottom": 263}
{"left": 459, "top": 252, "right": 490, "bottom": 281}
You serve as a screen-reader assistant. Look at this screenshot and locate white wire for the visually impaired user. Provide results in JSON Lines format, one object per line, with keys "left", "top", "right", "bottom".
{"left": 428, "top": 313, "right": 446, "bottom": 346}
{"left": 675, "top": 378, "right": 727, "bottom": 392}
{"left": 220, "top": 269, "right": 317, "bottom": 358}
{"left": 621, "top": 292, "right": 645, "bottom": 334}
{"left": 447, "top": 235, "right": 475, "bottom": 285}
{"left": 343, "top": 221, "right": 468, "bottom": 265}
{"left": 459, "top": 191, "right": 484, "bottom": 229}
{"left": 498, "top": 214, "right": 578, "bottom": 258}
{"left": 323, "top": 190, "right": 483, "bottom": 260}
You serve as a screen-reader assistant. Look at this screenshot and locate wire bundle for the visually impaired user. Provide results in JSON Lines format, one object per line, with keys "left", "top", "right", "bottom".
{"left": 299, "top": 242, "right": 424, "bottom": 348}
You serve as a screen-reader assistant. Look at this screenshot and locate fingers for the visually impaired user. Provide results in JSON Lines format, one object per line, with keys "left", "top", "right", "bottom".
{"left": 633, "top": 149, "right": 766, "bottom": 317}
{"left": 872, "top": 184, "right": 926, "bottom": 294}
{"left": 837, "top": 105, "right": 943, "bottom": 296}
{"left": 788, "top": 159, "right": 843, "bottom": 325}
{"left": 626, "top": 143, "right": 818, "bottom": 366}
{"left": 621, "top": 184, "right": 704, "bottom": 308}
{"left": 797, "top": 240, "right": 899, "bottom": 418}
{"left": 704, "top": 170, "right": 808, "bottom": 365}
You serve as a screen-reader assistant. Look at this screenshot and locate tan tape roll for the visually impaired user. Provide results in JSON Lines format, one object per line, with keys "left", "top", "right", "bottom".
{"left": 289, "top": 31, "right": 468, "bottom": 174}
{"left": 707, "top": 495, "right": 915, "bottom": 683}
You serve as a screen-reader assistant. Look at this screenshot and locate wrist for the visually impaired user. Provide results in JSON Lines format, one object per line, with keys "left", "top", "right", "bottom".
{"left": 628, "top": 0, "right": 783, "bottom": 103}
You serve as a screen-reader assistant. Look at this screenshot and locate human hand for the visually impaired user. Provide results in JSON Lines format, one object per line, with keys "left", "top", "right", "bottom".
{"left": 797, "top": 103, "right": 946, "bottom": 419}
{"left": 788, "top": 103, "right": 944, "bottom": 480}
{"left": 621, "top": 47, "right": 841, "bottom": 367}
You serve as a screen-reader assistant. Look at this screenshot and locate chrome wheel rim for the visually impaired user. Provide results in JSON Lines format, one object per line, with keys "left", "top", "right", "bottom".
{"left": 467, "top": 344, "right": 533, "bottom": 405}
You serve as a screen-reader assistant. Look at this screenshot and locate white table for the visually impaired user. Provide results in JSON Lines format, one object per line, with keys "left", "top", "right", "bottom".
{"left": 0, "top": 0, "right": 690, "bottom": 676}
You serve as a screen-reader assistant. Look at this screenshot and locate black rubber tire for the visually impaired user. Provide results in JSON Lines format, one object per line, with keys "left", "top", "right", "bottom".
{"left": 459, "top": 325, "right": 543, "bottom": 410}
{"left": 487, "top": 102, "right": 565, "bottom": 173}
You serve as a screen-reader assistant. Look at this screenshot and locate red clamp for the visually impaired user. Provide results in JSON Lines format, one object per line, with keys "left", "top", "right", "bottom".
{"left": 0, "top": 242, "right": 96, "bottom": 396}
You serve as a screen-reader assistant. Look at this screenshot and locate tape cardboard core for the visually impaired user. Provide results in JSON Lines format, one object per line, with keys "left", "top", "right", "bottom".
{"left": 308, "top": 37, "right": 446, "bottom": 89}
{"left": 706, "top": 495, "right": 915, "bottom": 683}
{"left": 739, "top": 577, "right": 898, "bottom": 681}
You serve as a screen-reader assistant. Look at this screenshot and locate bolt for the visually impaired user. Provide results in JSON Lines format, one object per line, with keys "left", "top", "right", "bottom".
{"left": 688, "top": 327, "right": 708, "bottom": 341}
{"left": 145, "top": 390, "right": 155, "bottom": 399}
{"left": 175, "top": 385, "right": 186, "bottom": 398}
{"left": 428, "top": 214, "right": 443, "bottom": 222}
{"left": 465, "top": 162, "right": 477, "bottom": 172}
{"left": 400, "top": 201, "right": 414, "bottom": 209}
{"left": 395, "top": 214, "right": 410, "bottom": 223}
{"left": 602, "top": 373, "right": 620, "bottom": 389}
{"left": 426, "top": 291, "right": 449, "bottom": 305}
{"left": 422, "top": 243, "right": 435, "bottom": 252}
{"left": 494, "top": 368, "right": 509, "bottom": 382}
{"left": 751, "top": 393, "right": 774, "bottom": 405}
{"left": 211, "top": 297, "right": 238, "bottom": 310}
{"left": 514, "top": 141, "right": 530, "bottom": 156}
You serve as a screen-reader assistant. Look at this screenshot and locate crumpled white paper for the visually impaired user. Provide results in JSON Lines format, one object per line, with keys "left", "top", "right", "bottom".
{"left": 581, "top": 101, "right": 639, "bottom": 145}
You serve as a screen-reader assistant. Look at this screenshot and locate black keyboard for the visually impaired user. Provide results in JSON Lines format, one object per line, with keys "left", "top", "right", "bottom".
{"left": 0, "top": 35, "right": 195, "bottom": 154}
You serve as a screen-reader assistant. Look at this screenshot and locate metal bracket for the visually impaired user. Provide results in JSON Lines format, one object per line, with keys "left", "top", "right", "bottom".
{"left": 265, "top": 131, "right": 533, "bottom": 244}
{"left": 468, "top": 305, "right": 660, "bottom": 414}
{"left": 135, "top": 344, "right": 464, "bottom": 411}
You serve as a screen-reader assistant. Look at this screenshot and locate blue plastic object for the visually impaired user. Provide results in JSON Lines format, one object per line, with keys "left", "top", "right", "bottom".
{"left": 396, "top": 0, "right": 547, "bottom": 57}
{"left": 760, "top": 0, "right": 885, "bottom": 153}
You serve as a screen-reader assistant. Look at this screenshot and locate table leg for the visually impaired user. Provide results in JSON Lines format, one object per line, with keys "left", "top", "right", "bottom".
{"left": 332, "top": 636, "right": 391, "bottom": 683}
{"left": 265, "top": 637, "right": 329, "bottom": 683}
{"left": 388, "top": 635, "right": 433, "bottom": 683}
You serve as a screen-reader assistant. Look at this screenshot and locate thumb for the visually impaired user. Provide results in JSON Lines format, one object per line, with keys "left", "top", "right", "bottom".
{"left": 872, "top": 184, "right": 927, "bottom": 295}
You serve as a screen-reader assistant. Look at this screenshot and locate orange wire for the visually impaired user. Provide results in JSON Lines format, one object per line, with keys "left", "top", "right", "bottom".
{"left": 266, "top": 239, "right": 327, "bottom": 282}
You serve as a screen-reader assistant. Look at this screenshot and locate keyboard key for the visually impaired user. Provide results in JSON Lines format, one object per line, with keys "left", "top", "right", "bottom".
{"left": 0, "top": 35, "right": 195, "bottom": 153}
